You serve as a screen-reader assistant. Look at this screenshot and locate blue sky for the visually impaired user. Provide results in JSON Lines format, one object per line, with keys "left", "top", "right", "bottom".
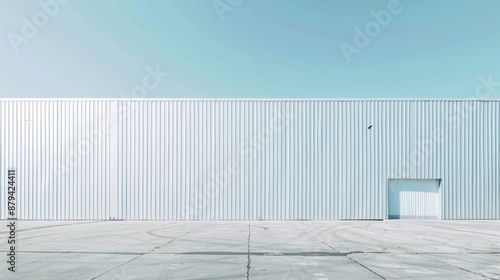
{"left": 1, "top": 0, "right": 499, "bottom": 98}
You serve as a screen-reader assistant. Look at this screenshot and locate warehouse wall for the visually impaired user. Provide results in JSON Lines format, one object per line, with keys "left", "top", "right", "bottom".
{"left": 0, "top": 100, "right": 499, "bottom": 220}
{"left": 0, "top": 101, "right": 116, "bottom": 219}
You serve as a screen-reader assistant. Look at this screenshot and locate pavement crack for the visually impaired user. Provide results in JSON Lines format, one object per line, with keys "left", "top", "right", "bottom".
{"left": 346, "top": 256, "right": 386, "bottom": 280}
{"left": 288, "top": 221, "right": 340, "bottom": 253}
{"left": 342, "top": 227, "right": 492, "bottom": 280}
{"left": 423, "top": 254, "right": 496, "bottom": 280}
{"left": 246, "top": 222, "right": 251, "bottom": 280}
{"left": 90, "top": 224, "right": 205, "bottom": 280}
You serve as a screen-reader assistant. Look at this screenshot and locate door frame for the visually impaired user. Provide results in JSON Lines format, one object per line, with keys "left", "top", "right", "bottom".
{"left": 386, "top": 179, "right": 443, "bottom": 220}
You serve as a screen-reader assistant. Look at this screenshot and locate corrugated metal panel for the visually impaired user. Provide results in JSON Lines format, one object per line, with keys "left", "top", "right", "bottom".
{"left": 0, "top": 99, "right": 499, "bottom": 220}
{"left": 0, "top": 101, "right": 116, "bottom": 219}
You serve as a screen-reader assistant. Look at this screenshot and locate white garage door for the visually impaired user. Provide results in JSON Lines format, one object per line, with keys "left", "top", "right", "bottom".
{"left": 388, "top": 179, "right": 441, "bottom": 219}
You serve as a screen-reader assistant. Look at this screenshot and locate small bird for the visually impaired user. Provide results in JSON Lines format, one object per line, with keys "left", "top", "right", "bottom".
{"left": 368, "top": 125, "right": 373, "bottom": 129}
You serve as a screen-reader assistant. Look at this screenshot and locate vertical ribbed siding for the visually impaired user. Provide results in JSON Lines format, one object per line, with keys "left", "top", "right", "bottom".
{"left": 0, "top": 101, "right": 114, "bottom": 219}
{"left": 0, "top": 99, "right": 499, "bottom": 220}
{"left": 411, "top": 100, "right": 500, "bottom": 220}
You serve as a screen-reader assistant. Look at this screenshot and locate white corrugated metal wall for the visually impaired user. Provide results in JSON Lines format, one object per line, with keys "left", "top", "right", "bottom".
{"left": 0, "top": 101, "right": 116, "bottom": 219}
{"left": 0, "top": 99, "right": 499, "bottom": 220}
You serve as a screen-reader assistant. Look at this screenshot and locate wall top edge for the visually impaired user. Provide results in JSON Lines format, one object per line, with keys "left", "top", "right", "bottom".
{"left": 0, "top": 98, "right": 499, "bottom": 102}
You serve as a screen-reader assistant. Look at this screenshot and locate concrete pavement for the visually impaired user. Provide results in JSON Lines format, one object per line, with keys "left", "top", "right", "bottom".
{"left": 1, "top": 220, "right": 500, "bottom": 279}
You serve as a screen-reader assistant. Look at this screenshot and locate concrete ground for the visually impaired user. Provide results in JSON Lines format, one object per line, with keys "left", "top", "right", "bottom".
{"left": 1, "top": 220, "right": 500, "bottom": 279}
